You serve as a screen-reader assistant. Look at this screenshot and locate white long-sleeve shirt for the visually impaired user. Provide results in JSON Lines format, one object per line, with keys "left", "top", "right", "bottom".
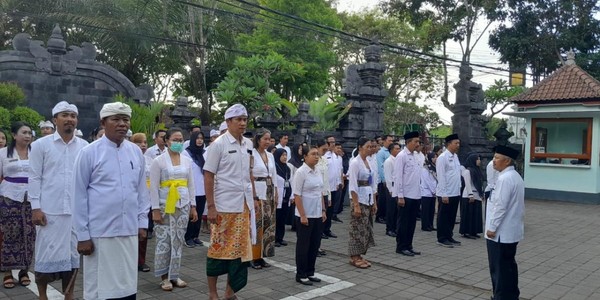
{"left": 28, "top": 132, "right": 88, "bottom": 214}
{"left": 485, "top": 160, "right": 499, "bottom": 193}
{"left": 420, "top": 167, "right": 437, "bottom": 198}
{"left": 348, "top": 156, "right": 377, "bottom": 205}
{"left": 461, "top": 167, "right": 482, "bottom": 200}
{"left": 435, "top": 149, "right": 461, "bottom": 197}
{"left": 485, "top": 166, "right": 524, "bottom": 243}
{"left": 383, "top": 155, "right": 396, "bottom": 197}
{"left": 252, "top": 149, "right": 279, "bottom": 200}
{"left": 73, "top": 136, "right": 150, "bottom": 241}
{"left": 182, "top": 150, "right": 206, "bottom": 196}
{"left": 149, "top": 152, "right": 196, "bottom": 210}
{"left": 325, "top": 151, "right": 342, "bottom": 192}
{"left": 393, "top": 148, "right": 421, "bottom": 199}
{"left": 0, "top": 147, "right": 29, "bottom": 202}
{"left": 144, "top": 144, "right": 166, "bottom": 160}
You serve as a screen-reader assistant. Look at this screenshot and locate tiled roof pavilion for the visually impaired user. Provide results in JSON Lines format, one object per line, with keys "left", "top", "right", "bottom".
{"left": 511, "top": 52, "right": 600, "bottom": 105}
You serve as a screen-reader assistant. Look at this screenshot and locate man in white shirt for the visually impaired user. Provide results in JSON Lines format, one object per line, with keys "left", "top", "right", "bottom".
{"left": 38, "top": 120, "right": 55, "bottom": 137}
{"left": 436, "top": 134, "right": 462, "bottom": 248}
{"left": 204, "top": 104, "right": 255, "bottom": 300}
{"left": 323, "top": 136, "right": 342, "bottom": 238}
{"left": 394, "top": 132, "right": 422, "bottom": 256}
{"left": 275, "top": 133, "right": 291, "bottom": 161}
{"left": 486, "top": 146, "right": 524, "bottom": 300}
{"left": 383, "top": 142, "right": 401, "bottom": 237}
{"left": 73, "top": 102, "right": 150, "bottom": 300}
{"left": 315, "top": 139, "right": 332, "bottom": 240}
{"left": 376, "top": 135, "right": 393, "bottom": 223}
{"left": 29, "top": 101, "right": 88, "bottom": 300}
{"left": 145, "top": 129, "right": 167, "bottom": 160}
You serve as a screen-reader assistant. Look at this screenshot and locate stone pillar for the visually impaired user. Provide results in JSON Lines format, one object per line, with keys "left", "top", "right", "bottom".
{"left": 291, "top": 101, "right": 316, "bottom": 145}
{"left": 169, "top": 97, "right": 198, "bottom": 137}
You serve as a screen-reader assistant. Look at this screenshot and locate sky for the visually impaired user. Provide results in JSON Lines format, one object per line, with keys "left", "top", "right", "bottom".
{"left": 335, "top": 0, "right": 510, "bottom": 124}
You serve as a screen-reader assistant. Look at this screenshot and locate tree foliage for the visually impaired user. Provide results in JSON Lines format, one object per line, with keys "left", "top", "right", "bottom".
{"left": 383, "top": 0, "right": 503, "bottom": 109}
{"left": 484, "top": 79, "right": 525, "bottom": 118}
{"left": 489, "top": 0, "right": 600, "bottom": 82}
{"left": 308, "top": 95, "right": 351, "bottom": 131}
{"left": 11, "top": 106, "right": 44, "bottom": 128}
{"left": 214, "top": 53, "right": 300, "bottom": 126}
{"left": 238, "top": 0, "right": 342, "bottom": 101}
{"left": 384, "top": 100, "right": 441, "bottom": 135}
{"left": 0, "top": 82, "right": 26, "bottom": 110}
{"left": 114, "top": 94, "right": 164, "bottom": 141}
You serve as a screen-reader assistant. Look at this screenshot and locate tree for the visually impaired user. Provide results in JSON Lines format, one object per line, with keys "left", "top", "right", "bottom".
{"left": 333, "top": 9, "right": 442, "bottom": 103}
{"left": 214, "top": 53, "right": 300, "bottom": 127}
{"left": 11, "top": 106, "right": 44, "bottom": 128}
{"left": 238, "top": 0, "right": 342, "bottom": 102}
{"left": 114, "top": 94, "right": 164, "bottom": 140}
{"left": 484, "top": 79, "right": 525, "bottom": 118}
{"left": 489, "top": 0, "right": 600, "bottom": 83}
{"left": 383, "top": 101, "right": 442, "bottom": 135}
{"left": 383, "top": 0, "right": 503, "bottom": 109}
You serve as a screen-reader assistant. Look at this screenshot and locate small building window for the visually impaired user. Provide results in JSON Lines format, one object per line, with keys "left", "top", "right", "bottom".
{"left": 530, "top": 118, "right": 592, "bottom": 165}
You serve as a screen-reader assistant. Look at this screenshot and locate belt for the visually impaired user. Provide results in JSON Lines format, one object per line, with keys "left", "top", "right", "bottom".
{"left": 4, "top": 177, "right": 28, "bottom": 184}
{"left": 160, "top": 179, "right": 188, "bottom": 214}
{"left": 254, "top": 177, "right": 269, "bottom": 181}
{"left": 357, "top": 180, "right": 370, "bottom": 187}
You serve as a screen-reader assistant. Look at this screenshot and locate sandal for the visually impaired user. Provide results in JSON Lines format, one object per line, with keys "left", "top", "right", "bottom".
{"left": 349, "top": 258, "right": 369, "bottom": 269}
{"left": 250, "top": 261, "right": 262, "bottom": 270}
{"left": 160, "top": 279, "right": 173, "bottom": 291}
{"left": 3, "top": 275, "right": 15, "bottom": 289}
{"left": 171, "top": 278, "right": 187, "bottom": 288}
{"left": 359, "top": 259, "right": 372, "bottom": 267}
{"left": 18, "top": 270, "right": 31, "bottom": 286}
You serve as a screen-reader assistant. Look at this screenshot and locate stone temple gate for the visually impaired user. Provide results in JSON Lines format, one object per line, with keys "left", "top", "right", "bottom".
{"left": 0, "top": 24, "right": 153, "bottom": 136}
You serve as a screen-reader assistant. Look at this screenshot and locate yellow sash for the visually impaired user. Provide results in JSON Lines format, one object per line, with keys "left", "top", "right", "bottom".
{"left": 160, "top": 179, "right": 188, "bottom": 214}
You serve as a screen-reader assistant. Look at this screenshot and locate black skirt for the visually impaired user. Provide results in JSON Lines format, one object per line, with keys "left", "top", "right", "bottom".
{"left": 459, "top": 198, "right": 483, "bottom": 235}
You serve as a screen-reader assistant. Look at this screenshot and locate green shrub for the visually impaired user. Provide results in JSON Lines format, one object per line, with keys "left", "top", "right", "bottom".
{"left": 11, "top": 106, "right": 44, "bottom": 129}
{"left": 0, "top": 83, "right": 26, "bottom": 110}
{"left": 0, "top": 107, "right": 10, "bottom": 130}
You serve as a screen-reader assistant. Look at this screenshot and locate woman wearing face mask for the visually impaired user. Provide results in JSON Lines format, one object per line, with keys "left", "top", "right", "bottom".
{"left": 149, "top": 128, "right": 198, "bottom": 291}
{"left": 0, "top": 122, "right": 34, "bottom": 288}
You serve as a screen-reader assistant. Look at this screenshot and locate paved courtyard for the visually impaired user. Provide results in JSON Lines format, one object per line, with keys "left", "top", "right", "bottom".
{"left": 3, "top": 198, "right": 600, "bottom": 299}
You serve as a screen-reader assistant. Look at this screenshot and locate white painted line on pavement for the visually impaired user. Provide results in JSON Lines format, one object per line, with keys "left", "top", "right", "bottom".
{"left": 266, "top": 260, "right": 355, "bottom": 300}
{"left": 11, "top": 270, "right": 64, "bottom": 300}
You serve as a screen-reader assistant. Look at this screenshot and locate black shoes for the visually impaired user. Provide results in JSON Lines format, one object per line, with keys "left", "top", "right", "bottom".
{"left": 437, "top": 240, "right": 454, "bottom": 248}
{"left": 308, "top": 276, "right": 321, "bottom": 282}
{"left": 321, "top": 233, "right": 329, "bottom": 239}
{"left": 422, "top": 227, "right": 436, "bottom": 231}
{"left": 275, "top": 240, "right": 289, "bottom": 247}
{"left": 138, "top": 264, "right": 150, "bottom": 272}
{"left": 386, "top": 231, "right": 397, "bottom": 237}
{"left": 317, "top": 249, "right": 326, "bottom": 257}
{"left": 462, "top": 234, "right": 476, "bottom": 239}
{"left": 375, "top": 217, "right": 386, "bottom": 224}
{"left": 409, "top": 249, "right": 421, "bottom": 255}
{"left": 324, "top": 232, "right": 337, "bottom": 238}
{"left": 296, "top": 277, "right": 313, "bottom": 286}
{"left": 397, "top": 249, "right": 414, "bottom": 256}
{"left": 449, "top": 238, "right": 462, "bottom": 245}
{"left": 332, "top": 216, "right": 343, "bottom": 223}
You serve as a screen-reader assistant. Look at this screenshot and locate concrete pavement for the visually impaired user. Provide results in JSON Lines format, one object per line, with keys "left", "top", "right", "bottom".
{"left": 3, "top": 198, "right": 600, "bottom": 299}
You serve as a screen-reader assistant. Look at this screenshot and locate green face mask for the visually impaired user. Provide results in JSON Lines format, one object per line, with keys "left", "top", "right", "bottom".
{"left": 170, "top": 142, "right": 184, "bottom": 153}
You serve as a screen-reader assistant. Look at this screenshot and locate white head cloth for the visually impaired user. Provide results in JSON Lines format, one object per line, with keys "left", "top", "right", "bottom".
{"left": 209, "top": 129, "right": 219, "bottom": 137}
{"left": 75, "top": 129, "right": 83, "bottom": 137}
{"left": 100, "top": 102, "right": 132, "bottom": 119}
{"left": 218, "top": 121, "right": 227, "bottom": 132}
{"left": 38, "top": 120, "right": 54, "bottom": 129}
{"left": 224, "top": 104, "right": 247, "bottom": 120}
{"left": 52, "top": 101, "right": 78, "bottom": 116}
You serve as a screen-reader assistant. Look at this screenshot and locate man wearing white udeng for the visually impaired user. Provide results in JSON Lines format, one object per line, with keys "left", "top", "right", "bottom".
{"left": 29, "top": 101, "right": 88, "bottom": 300}
{"left": 73, "top": 102, "right": 150, "bottom": 300}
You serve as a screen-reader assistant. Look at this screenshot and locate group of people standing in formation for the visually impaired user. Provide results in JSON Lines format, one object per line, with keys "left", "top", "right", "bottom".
{"left": 0, "top": 101, "right": 525, "bottom": 300}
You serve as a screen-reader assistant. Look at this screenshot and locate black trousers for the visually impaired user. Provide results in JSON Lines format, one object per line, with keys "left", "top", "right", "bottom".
{"left": 184, "top": 195, "right": 206, "bottom": 241}
{"left": 436, "top": 196, "right": 461, "bottom": 242}
{"left": 376, "top": 183, "right": 387, "bottom": 219}
{"left": 385, "top": 190, "right": 397, "bottom": 233}
{"left": 108, "top": 294, "right": 136, "bottom": 300}
{"left": 275, "top": 200, "right": 290, "bottom": 242}
{"left": 323, "top": 195, "right": 334, "bottom": 234}
{"left": 295, "top": 217, "right": 323, "bottom": 278}
{"left": 396, "top": 197, "right": 419, "bottom": 251}
{"left": 421, "top": 196, "right": 436, "bottom": 230}
{"left": 335, "top": 179, "right": 348, "bottom": 214}
{"left": 487, "top": 239, "right": 520, "bottom": 300}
